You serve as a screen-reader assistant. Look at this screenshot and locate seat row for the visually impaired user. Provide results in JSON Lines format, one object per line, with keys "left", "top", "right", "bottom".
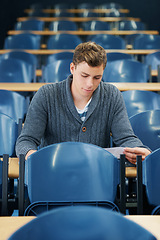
{"left": 1, "top": 87, "right": 160, "bottom": 215}
{"left": 14, "top": 19, "right": 147, "bottom": 31}
{"left": 4, "top": 32, "right": 160, "bottom": 50}
{"left": 0, "top": 50, "right": 160, "bottom": 83}
{"left": 1, "top": 139, "right": 160, "bottom": 218}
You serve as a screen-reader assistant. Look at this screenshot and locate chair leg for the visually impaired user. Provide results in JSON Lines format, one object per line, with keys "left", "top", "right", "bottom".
{"left": 119, "top": 154, "right": 126, "bottom": 214}
{"left": 158, "top": 65, "right": 160, "bottom": 83}
{"left": 136, "top": 155, "right": 143, "bottom": 215}
{"left": 18, "top": 154, "right": 25, "bottom": 216}
{"left": 1, "top": 154, "right": 9, "bottom": 216}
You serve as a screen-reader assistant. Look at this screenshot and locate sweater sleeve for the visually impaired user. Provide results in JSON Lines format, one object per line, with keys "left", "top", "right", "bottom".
{"left": 15, "top": 86, "right": 48, "bottom": 157}
{"left": 110, "top": 87, "right": 149, "bottom": 149}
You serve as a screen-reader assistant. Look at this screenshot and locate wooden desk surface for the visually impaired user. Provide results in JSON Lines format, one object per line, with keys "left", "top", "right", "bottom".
{"left": 17, "top": 16, "right": 141, "bottom": 22}
{"left": 7, "top": 30, "right": 159, "bottom": 36}
{"left": 36, "top": 69, "right": 158, "bottom": 77}
{"left": 5, "top": 156, "right": 137, "bottom": 179}
{"left": 0, "top": 216, "right": 35, "bottom": 240}
{"left": 126, "top": 215, "right": 160, "bottom": 239}
{"left": 0, "top": 49, "right": 159, "bottom": 55}
{"left": 0, "top": 216, "right": 160, "bottom": 240}
{"left": 1, "top": 82, "right": 160, "bottom": 92}
{"left": 24, "top": 8, "right": 130, "bottom": 14}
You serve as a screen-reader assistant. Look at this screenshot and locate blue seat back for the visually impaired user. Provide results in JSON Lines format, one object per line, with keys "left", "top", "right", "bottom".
{"left": 118, "top": 20, "right": 146, "bottom": 30}
{"left": 107, "top": 52, "right": 133, "bottom": 61}
{"left": 42, "top": 59, "right": 71, "bottom": 82}
{"left": 0, "top": 50, "right": 37, "bottom": 67}
{"left": 0, "top": 58, "right": 34, "bottom": 83}
{"left": 8, "top": 206, "right": 156, "bottom": 240}
{"left": 4, "top": 33, "right": 41, "bottom": 50}
{"left": 103, "top": 59, "right": 149, "bottom": 82}
{"left": 0, "top": 89, "right": 28, "bottom": 122}
{"left": 53, "top": 11, "right": 74, "bottom": 17}
{"left": 15, "top": 19, "right": 45, "bottom": 31}
{"left": 0, "top": 113, "right": 18, "bottom": 157}
{"left": 0, "top": 51, "right": 37, "bottom": 81}
{"left": 28, "top": 10, "right": 49, "bottom": 17}
{"left": 83, "top": 20, "right": 110, "bottom": 31}
{"left": 129, "top": 110, "right": 160, "bottom": 151}
{"left": 78, "top": 11, "right": 100, "bottom": 17}
{"left": 143, "top": 148, "right": 160, "bottom": 206}
{"left": 49, "top": 20, "right": 77, "bottom": 31}
{"left": 125, "top": 34, "right": 143, "bottom": 45}
{"left": 77, "top": 3, "right": 97, "bottom": 8}
{"left": 47, "top": 34, "right": 82, "bottom": 49}
{"left": 100, "top": 3, "right": 123, "bottom": 9}
{"left": 0, "top": 160, "right": 2, "bottom": 198}
{"left": 122, "top": 90, "right": 160, "bottom": 117}
{"left": 26, "top": 142, "right": 119, "bottom": 203}
{"left": 133, "top": 34, "right": 160, "bottom": 49}
{"left": 144, "top": 51, "right": 160, "bottom": 70}
{"left": 91, "top": 34, "right": 126, "bottom": 49}
{"left": 104, "top": 9, "right": 125, "bottom": 17}
{"left": 46, "top": 51, "right": 73, "bottom": 65}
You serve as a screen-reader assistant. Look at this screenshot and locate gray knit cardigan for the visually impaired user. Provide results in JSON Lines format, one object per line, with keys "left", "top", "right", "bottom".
{"left": 16, "top": 75, "right": 146, "bottom": 157}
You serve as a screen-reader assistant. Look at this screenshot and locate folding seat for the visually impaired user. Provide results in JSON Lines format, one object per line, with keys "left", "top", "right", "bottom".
{"left": 144, "top": 51, "right": 160, "bottom": 70}
{"left": 118, "top": 20, "right": 146, "bottom": 31}
{"left": 137, "top": 148, "right": 160, "bottom": 215}
{"left": 104, "top": 8, "right": 125, "bottom": 17}
{"left": 18, "top": 142, "right": 125, "bottom": 216}
{"left": 53, "top": 11, "right": 74, "bottom": 17}
{"left": 99, "top": 3, "right": 123, "bottom": 9}
{"left": 107, "top": 52, "right": 133, "bottom": 61}
{"left": 4, "top": 33, "right": 41, "bottom": 50}
{"left": 129, "top": 109, "right": 160, "bottom": 151}
{"left": 45, "top": 51, "right": 73, "bottom": 65}
{"left": 122, "top": 90, "right": 160, "bottom": 118}
{"left": 14, "top": 19, "right": 45, "bottom": 31}
{"left": 49, "top": 20, "right": 78, "bottom": 31}
{"left": 78, "top": 10, "right": 100, "bottom": 17}
{"left": 0, "top": 50, "right": 37, "bottom": 81}
{"left": 47, "top": 34, "right": 82, "bottom": 49}
{"left": 144, "top": 51, "right": 160, "bottom": 82}
{"left": 0, "top": 89, "right": 28, "bottom": 123}
{"left": 0, "top": 58, "right": 34, "bottom": 83}
{"left": 42, "top": 58, "right": 72, "bottom": 82}
{"left": 103, "top": 59, "right": 150, "bottom": 82}
{"left": 133, "top": 34, "right": 160, "bottom": 49}
{"left": 125, "top": 33, "right": 143, "bottom": 45}
{"left": 28, "top": 10, "right": 49, "bottom": 17}
{"left": 82, "top": 20, "right": 111, "bottom": 31}
{"left": 0, "top": 113, "right": 19, "bottom": 215}
{"left": 90, "top": 34, "right": 126, "bottom": 49}
{"left": 8, "top": 206, "right": 156, "bottom": 240}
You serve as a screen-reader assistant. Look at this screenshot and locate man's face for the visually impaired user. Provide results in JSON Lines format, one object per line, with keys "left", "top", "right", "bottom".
{"left": 70, "top": 61, "right": 104, "bottom": 99}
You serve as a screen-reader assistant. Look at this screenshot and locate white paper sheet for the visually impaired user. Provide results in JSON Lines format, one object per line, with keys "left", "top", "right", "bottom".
{"left": 104, "top": 147, "right": 124, "bottom": 159}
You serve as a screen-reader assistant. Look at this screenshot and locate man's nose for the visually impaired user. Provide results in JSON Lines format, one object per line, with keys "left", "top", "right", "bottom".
{"left": 86, "top": 78, "right": 93, "bottom": 88}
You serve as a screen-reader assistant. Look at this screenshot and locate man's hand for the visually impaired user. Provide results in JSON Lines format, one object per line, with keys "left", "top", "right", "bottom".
{"left": 25, "top": 150, "right": 37, "bottom": 160}
{"left": 123, "top": 147, "right": 151, "bottom": 164}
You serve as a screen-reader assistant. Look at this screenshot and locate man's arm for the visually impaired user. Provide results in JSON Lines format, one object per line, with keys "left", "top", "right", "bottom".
{"left": 16, "top": 86, "right": 48, "bottom": 157}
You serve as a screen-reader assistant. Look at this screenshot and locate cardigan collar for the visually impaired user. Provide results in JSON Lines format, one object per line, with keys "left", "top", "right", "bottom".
{"left": 65, "top": 74, "right": 101, "bottom": 123}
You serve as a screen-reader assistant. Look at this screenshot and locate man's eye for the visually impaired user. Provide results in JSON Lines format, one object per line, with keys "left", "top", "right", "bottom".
{"left": 82, "top": 75, "right": 88, "bottom": 78}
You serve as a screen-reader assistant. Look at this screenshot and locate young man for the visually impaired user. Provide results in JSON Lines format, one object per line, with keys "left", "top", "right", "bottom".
{"left": 16, "top": 42, "right": 151, "bottom": 163}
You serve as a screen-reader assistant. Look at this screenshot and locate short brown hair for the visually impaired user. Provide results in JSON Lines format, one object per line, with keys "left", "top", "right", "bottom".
{"left": 73, "top": 42, "right": 107, "bottom": 69}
